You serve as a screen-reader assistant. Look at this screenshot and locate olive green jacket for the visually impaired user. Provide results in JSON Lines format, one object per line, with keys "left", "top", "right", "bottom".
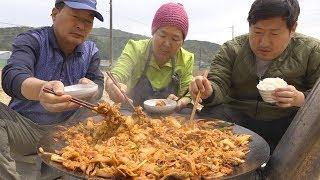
{"left": 204, "top": 33, "right": 320, "bottom": 121}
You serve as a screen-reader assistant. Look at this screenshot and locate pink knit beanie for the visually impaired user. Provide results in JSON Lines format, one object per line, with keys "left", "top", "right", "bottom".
{"left": 151, "top": 3, "right": 189, "bottom": 39}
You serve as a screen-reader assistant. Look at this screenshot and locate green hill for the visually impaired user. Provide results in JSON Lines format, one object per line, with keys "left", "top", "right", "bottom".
{"left": 0, "top": 27, "right": 220, "bottom": 69}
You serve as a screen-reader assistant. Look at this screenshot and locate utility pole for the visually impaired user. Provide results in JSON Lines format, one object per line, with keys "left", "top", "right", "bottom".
{"left": 229, "top": 25, "right": 234, "bottom": 39}
{"left": 109, "top": 0, "right": 113, "bottom": 67}
{"left": 198, "top": 48, "right": 202, "bottom": 70}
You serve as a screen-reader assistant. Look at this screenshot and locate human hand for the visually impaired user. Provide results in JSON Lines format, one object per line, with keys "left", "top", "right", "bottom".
{"left": 39, "top": 81, "right": 79, "bottom": 112}
{"left": 78, "top": 77, "right": 94, "bottom": 84}
{"left": 272, "top": 85, "right": 305, "bottom": 108}
{"left": 105, "top": 78, "right": 132, "bottom": 104}
{"left": 78, "top": 77, "right": 99, "bottom": 99}
{"left": 167, "top": 94, "right": 191, "bottom": 110}
{"left": 189, "top": 76, "right": 213, "bottom": 102}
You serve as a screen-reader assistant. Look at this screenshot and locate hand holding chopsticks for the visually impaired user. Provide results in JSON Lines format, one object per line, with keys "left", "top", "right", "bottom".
{"left": 189, "top": 70, "right": 209, "bottom": 121}
{"left": 105, "top": 71, "right": 135, "bottom": 110}
{"left": 43, "top": 87, "right": 99, "bottom": 113}
{"left": 167, "top": 92, "right": 190, "bottom": 110}
{"left": 176, "top": 89, "right": 190, "bottom": 101}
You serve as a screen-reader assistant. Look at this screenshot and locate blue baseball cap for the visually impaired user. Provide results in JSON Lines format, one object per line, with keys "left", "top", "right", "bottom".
{"left": 55, "top": 0, "right": 104, "bottom": 22}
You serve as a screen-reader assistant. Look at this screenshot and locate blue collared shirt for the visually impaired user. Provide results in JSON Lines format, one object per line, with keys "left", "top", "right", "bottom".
{"left": 1, "top": 26, "right": 104, "bottom": 125}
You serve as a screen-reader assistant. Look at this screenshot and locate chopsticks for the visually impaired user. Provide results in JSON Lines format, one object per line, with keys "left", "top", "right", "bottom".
{"left": 189, "top": 70, "right": 208, "bottom": 121}
{"left": 176, "top": 89, "right": 189, "bottom": 101}
{"left": 105, "top": 71, "right": 135, "bottom": 110}
{"left": 43, "top": 87, "right": 99, "bottom": 113}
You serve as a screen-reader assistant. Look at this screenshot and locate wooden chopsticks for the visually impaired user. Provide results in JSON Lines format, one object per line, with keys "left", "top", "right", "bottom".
{"left": 189, "top": 70, "right": 208, "bottom": 121}
{"left": 106, "top": 71, "right": 135, "bottom": 110}
{"left": 176, "top": 89, "right": 189, "bottom": 101}
{"left": 43, "top": 87, "right": 99, "bottom": 113}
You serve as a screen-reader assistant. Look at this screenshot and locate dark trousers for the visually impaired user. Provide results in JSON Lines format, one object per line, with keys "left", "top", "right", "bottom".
{"left": 0, "top": 102, "right": 90, "bottom": 180}
{"left": 0, "top": 102, "right": 47, "bottom": 180}
{"left": 199, "top": 104, "right": 294, "bottom": 152}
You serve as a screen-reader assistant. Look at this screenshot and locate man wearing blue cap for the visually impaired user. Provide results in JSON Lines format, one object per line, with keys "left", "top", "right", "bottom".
{"left": 0, "top": 0, "right": 104, "bottom": 179}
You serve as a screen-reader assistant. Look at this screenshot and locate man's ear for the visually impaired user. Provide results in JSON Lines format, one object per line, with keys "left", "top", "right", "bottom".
{"left": 51, "top": 8, "right": 59, "bottom": 22}
{"left": 290, "top": 22, "right": 298, "bottom": 37}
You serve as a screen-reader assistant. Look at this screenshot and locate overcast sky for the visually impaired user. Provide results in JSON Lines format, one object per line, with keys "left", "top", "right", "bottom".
{"left": 0, "top": 0, "right": 319, "bottom": 44}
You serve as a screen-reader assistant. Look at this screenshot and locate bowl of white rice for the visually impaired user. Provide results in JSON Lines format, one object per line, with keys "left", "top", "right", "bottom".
{"left": 256, "top": 77, "right": 288, "bottom": 103}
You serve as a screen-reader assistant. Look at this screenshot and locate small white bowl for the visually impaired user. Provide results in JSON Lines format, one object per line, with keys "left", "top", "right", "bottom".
{"left": 143, "top": 99, "right": 177, "bottom": 114}
{"left": 257, "top": 77, "right": 287, "bottom": 103}
{"left": 257, "top": 89, "right": 276, "bottom": 103}
{"left": 64, "top": 83, "right": 98, "bottom": 99}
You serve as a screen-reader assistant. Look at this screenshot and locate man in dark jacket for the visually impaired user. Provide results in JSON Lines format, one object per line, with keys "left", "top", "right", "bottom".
{"left": 0, "top": 0, "right": 104, "bottom": 179}
{"left": 189, "top": 0, "right": 320, "bottom": 151}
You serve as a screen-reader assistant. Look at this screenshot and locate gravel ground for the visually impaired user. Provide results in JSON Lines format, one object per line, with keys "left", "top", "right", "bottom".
{"left": 0, "top": 89, "right": 10, "bottom": 105}
{"left": 0, "top": 71, "right": 10, "bottom": 105}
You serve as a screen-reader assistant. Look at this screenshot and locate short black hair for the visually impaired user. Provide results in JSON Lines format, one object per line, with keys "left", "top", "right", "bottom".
{"left": 247, "top": 0, "right": 300, "bottom": 30}
{"left": 55, "top": 2, "right": 65, "bottom": 10}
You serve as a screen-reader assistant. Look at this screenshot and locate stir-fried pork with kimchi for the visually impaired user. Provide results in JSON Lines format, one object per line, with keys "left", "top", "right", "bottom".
{"left": 155, "top": 100, "right": 166, "bottom": 107}
{"left": 39, "top": 102, "right": 251, "bottom": 179}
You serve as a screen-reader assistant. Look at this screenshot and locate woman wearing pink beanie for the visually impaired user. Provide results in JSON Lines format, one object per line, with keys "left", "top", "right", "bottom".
{"left": 106, "top": 2, "right": 194, "bottom": 110}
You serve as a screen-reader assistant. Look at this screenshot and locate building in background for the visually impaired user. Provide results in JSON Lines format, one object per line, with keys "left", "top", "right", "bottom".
{"left": 100, "top": 59, "right": 111, "bottom": 70}
{"left": 0, "top": 51, "right": 11, "bottom": 104}
{"left": 0, "top": 51, "right": 11, "bottom": 69}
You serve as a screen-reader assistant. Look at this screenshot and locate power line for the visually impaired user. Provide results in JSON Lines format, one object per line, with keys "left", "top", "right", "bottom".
{"left": 116, "top": 15, "right": 148, "bottom": 26}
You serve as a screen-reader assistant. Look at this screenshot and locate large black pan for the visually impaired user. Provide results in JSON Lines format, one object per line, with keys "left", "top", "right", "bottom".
{"left": 37, "top": 116, "right": 270, "bottom": 179}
